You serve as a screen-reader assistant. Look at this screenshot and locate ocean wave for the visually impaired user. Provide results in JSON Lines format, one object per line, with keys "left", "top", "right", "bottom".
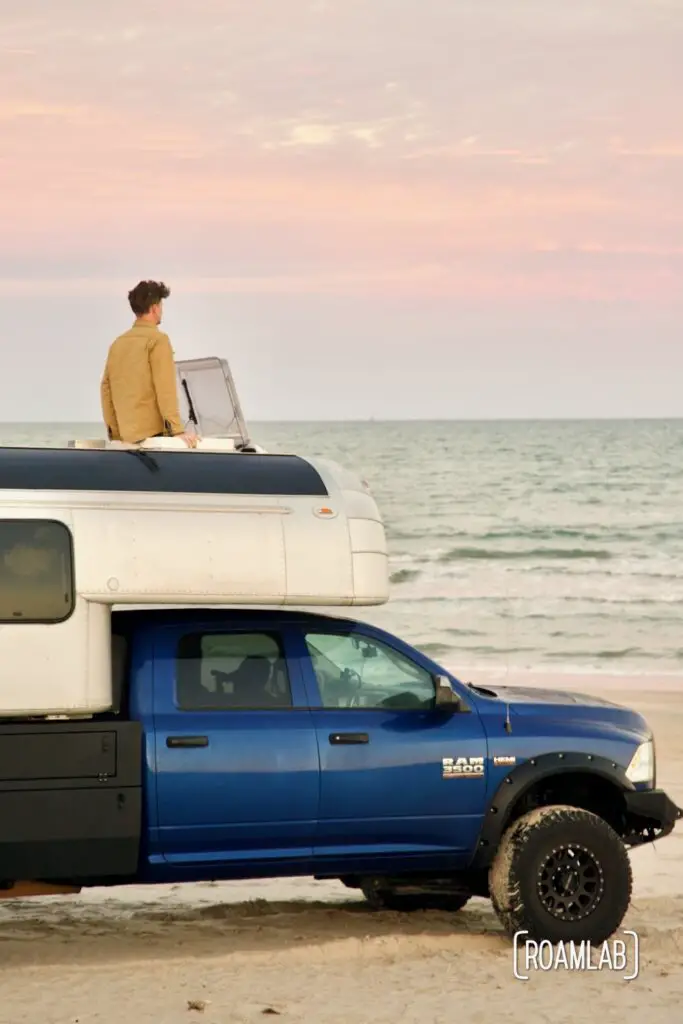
{"left": 396, "top": 594, "right": 683, "bottom": 607}
{"left": 449, "top": 644, "right": 538, "bottom": 656}
{"left": 548, "top": 630, "right": 595, "bottom": 639}
{"left": 415, "top": 642, "right": 453, "bottom": 657}
{"left": 522, "top": 610, "right": 683, "bottom": 624}
{"left": 424, "top": 643, "right": 678, "bottom": 665}
{"left": 387, "top": 529, "right": 466, "bottom": 542}
{"left": 446, "top": 627, "right": 486, "bottom": 637}
{"left": 437, "top": 546, "right": 613, "bottom": 563}
{"left": 479, "top": 526, "right": 681, "bottom": 543}
{"left": 412, "top": 641, "right": 674, "bottom": 664}
{"left": 389, "top": 524, "right": 683, "bottom": 544}
{"left": 481, "top": 527, "right": 607, "bottom": 541}
{"left": 514, "top": 566, "right": 683, "bottom": 579}
{"left": 547, "top": 647, "right": 643, "bottom": 661}
{"left": 390, "top": 568, "right": 422, "bottom": 584}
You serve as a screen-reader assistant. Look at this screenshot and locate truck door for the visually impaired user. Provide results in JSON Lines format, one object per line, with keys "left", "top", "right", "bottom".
{"left": 150, "top": 621, "right": 319, "bottom": 867}
{"left": 293, "top": 624, "right": 489, "bottom": 867}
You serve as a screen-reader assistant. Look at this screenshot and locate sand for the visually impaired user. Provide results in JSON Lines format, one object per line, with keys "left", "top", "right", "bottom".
{"left": 1, "top": 676, "right": 682, "bottom": 1024}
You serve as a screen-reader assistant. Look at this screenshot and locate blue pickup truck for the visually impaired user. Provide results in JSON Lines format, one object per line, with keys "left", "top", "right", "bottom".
{"left": 1, "top": 606, "right": 680, "bottom": 945}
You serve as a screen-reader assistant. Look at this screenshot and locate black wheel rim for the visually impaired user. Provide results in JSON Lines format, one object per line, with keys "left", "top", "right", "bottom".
{"left": 537, "top": 843, "right": 604, "bottom": 921}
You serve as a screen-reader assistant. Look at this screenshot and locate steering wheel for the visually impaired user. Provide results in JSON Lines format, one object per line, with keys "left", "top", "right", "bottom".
{"left": 340, "top": 667, "right": 362, "bottom": 706}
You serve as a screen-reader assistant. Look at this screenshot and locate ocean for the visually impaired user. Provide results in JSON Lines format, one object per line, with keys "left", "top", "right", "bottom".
{"left": 1, "top": 419, "right": 682, "bottom": 680}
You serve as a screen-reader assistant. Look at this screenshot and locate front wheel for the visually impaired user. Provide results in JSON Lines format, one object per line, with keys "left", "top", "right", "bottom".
{"left": 489, "top": 804, "right": 632, "bottom": 944}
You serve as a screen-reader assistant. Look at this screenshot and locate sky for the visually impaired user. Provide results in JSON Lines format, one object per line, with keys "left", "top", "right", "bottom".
{"left": 1, "top": 0, "right": 682, "bottom": 422}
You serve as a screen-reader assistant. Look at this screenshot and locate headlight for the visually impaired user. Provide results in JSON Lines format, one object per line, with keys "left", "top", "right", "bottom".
{"left": 626, "top": 739, "right": 655, "bottom": 786}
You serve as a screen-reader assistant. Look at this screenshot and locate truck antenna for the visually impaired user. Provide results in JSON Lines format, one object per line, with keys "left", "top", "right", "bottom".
{"left": 504, "top": 703, "right": 512, "bottom": 734}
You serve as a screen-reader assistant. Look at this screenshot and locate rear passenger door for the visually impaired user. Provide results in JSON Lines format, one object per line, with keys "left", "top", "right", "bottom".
{"left": 151, "top": 622, "right": 319, "bottom": 868}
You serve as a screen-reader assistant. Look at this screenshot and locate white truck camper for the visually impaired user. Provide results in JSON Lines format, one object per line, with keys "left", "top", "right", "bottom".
{"left": 0, "top": 358, "right": 389, "bottom": 718}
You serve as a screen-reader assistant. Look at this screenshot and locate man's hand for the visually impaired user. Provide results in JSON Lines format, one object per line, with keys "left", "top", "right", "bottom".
{"left": 178, "top": 431, "right": 200, "bottom": 448}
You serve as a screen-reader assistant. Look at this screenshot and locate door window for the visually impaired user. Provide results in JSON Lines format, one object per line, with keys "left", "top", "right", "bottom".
{"left": 304, "top": 631, "right": 436, "bottom": 710}
{"left": 176, "top": 631, "right": 292, "bottom": 710}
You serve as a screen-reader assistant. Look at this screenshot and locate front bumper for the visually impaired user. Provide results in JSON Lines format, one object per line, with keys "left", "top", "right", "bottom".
{"left": 623, "top": 788, "right": 683, "bottom": 845}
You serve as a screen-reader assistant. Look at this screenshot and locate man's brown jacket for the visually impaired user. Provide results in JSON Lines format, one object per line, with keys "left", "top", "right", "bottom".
{"left": 100, "top": 320, "right": 184, "bottom": 443}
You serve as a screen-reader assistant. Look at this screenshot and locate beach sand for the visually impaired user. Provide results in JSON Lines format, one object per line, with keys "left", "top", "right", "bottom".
{"left": 1, "top": 676, "right": 682, "bottom": 1024}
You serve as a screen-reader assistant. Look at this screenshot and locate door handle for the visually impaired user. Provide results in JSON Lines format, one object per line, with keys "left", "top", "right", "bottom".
{"left": 166, "top": 735, "right": 209, "bottom": 748}
{"left": 329, "top": 732, "right": 369, "bottom": 745}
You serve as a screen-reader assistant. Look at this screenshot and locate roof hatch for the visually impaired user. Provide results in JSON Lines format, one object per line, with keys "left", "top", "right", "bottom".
{"left": 176, "top": 357, "right": 251, "bottom": 448}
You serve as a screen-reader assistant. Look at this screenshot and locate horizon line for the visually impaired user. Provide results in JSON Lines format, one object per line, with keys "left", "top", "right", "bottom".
{"left": 0, "top": 415, "right": 681, "bottom": 426}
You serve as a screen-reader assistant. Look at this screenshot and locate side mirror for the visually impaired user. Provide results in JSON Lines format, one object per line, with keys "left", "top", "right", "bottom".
{"left": 433, "top": 674, "right": 461, "bottom": 710}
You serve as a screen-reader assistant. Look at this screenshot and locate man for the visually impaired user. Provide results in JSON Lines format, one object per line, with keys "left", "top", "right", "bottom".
{"left": 100, "top": 280, "right": 198, "bottom": 447}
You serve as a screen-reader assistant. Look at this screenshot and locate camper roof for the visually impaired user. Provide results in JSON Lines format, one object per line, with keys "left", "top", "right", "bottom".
{"left": 0, "top": 446, "right": 328, "bottom": 496}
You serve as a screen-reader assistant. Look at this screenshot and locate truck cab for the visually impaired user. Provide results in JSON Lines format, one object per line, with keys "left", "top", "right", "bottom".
{"left": 120, "top": 607, "right": 488, "bottom": 876}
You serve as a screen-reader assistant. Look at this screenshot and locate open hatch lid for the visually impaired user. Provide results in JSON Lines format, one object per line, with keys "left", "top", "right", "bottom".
{"left": 175, "top": 357, "right": 251, "bottom": 447}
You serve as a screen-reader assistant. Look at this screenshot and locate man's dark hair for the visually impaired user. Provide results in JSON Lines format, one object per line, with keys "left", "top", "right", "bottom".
{"left": 128, "top": 280, "right": 171, "bottom": 317}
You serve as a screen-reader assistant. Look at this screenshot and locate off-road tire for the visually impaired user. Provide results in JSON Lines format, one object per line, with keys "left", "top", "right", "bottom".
{"left": 361, "top": 886, "right": 471, "bottom": 914}
{"left": 489, "top": 804, "right": 632, "bottom": 944}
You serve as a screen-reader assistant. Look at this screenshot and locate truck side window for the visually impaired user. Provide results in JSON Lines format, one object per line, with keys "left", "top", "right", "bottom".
{"left": 304, "top": 632, "right": 436, "bottom": 710}
{"left": 176, "top": 631, "right": 293, "bottom": 710}
{"left": 0, "top": 519, "right": 74, "bottom": 623}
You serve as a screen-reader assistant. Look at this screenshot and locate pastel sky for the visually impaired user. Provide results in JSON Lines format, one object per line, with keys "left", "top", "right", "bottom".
{"left": 1, "top": 0, "right": 682, "bottom": 421}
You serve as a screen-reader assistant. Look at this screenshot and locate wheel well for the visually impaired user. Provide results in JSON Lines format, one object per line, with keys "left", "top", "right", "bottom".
{"left": 503, "top": 771, "right": 628, "bottom": 835}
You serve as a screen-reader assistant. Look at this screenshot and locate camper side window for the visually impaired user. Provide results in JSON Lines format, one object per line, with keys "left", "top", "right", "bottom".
{"left": 176, "top": 631, "right": 293, "bottom": 710}
{"left": 0, "top": 520, "right": 74, "bottom": 623}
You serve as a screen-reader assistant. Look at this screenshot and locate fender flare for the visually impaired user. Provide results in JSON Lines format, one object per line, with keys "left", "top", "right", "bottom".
{"left": 470, "top": 751, "right": 635, "bottom": 870}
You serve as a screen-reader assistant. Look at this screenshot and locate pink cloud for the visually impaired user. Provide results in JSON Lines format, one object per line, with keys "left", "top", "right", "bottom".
{"left": 1, "top": 1, "right": 682, "bottom": 303}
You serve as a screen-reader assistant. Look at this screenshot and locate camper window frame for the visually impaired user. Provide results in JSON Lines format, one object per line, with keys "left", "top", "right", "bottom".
{"left": 0, "top": 518, "right": 76, "bottom": 625}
